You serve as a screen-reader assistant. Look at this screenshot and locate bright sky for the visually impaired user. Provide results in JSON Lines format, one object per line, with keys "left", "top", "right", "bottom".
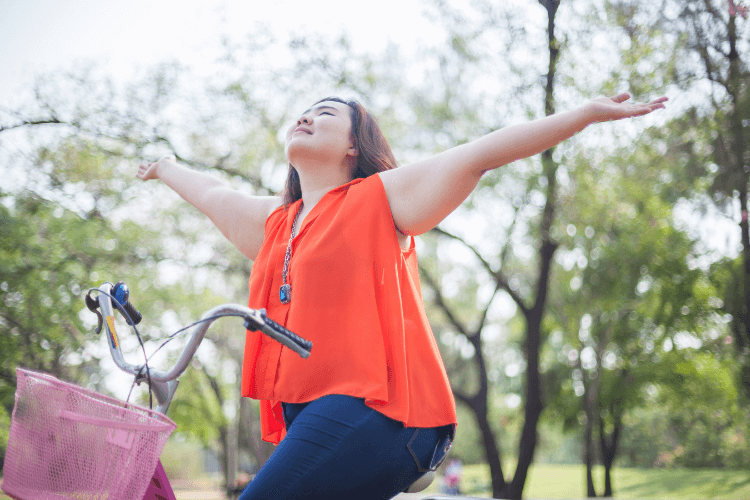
{"left": 0, "top": 0, "right": 438, "bottom": 102}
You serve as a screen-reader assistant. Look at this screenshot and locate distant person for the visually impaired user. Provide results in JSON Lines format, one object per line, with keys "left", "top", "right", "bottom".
{"left": 137, "top": 93, "right": 666, "bottom": 499}
{"left": 443, "top": 459, "right": 463, "bottom": 495}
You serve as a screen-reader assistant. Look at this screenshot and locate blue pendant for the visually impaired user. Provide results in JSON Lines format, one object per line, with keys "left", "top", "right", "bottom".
{"left": 280, "top": 284, "right": 291, "bottom": 304}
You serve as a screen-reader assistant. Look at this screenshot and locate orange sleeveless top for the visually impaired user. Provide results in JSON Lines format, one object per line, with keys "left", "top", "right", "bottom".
{"left": 241, "top": 173, "right": 457, "bottom": 444}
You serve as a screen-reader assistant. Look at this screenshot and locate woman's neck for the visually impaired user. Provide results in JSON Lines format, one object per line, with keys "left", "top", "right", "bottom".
{"left": 295, "top": 162, "right": 351, "bottom": 213}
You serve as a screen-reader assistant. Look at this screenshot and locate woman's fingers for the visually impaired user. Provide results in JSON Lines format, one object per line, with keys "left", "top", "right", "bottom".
{"left": 647, "top": 96, "right": 669, "bottom": 109}
{"left": 611, "top": 92, "right": 632, "bottom": 104}
{"left": 136, "top": 161, "right": 157, "bottom": 180}
{"left": 137, "top": 155, "right": 176, "bottom": 181}
{"left": 608, "top": 94, "right": 667, "bottom": 107}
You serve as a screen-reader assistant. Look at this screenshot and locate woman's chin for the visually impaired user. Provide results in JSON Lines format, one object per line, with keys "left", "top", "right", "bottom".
{"left": 287, "top": 146, "right": 342, "bottom": 167}
{"left": 286, "top": 140, "right": 315, "bottom": 162}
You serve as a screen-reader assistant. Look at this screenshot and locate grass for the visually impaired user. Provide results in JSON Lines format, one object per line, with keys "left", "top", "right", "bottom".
{"left": 2, "top": 464, "right": 750, "bottom": 499}
{"left": 451, "top": 463, "right": 750, "bottom": 499}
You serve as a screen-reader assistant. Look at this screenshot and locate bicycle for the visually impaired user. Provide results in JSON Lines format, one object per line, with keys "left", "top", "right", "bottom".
{"left": 2, "top": 281, "right": 452, "bottom": 500}
{"left": 2, "top": 280, "right": 312, "bottom": 500}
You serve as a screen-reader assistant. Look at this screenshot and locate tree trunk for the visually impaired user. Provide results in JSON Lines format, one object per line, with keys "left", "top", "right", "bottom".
{"left": 727, "top": 11, "right": 750, "bottom": 399}
{"left": 506, "top": 308, "right": 545, "bottom": 499}
{"left": 472, "top": 398, "right": 507, "bottom": 498}
{"left": 584, "top": 412, "right": 597, "bottom": 497}
{"left": 503, "top": 3, "right": 561, "bottom": 497}
{"left": 583, "top": 324, "right": 611, "bottom": 498}
{"left": 216, "top": 427, "right": 229, "bottom": 490}
{"left": 582, "top": 361, "right": 600, "bottom": 498}
{"left": 420, "top": 262, "right": 510, "bottom": 495}
{"left": 227, "top": 418, "right": 238, "bottom": 497}
{"left": 599, "top": 414, "right": 621, "bottom": 498}
{"left": 741, "top": 186, "right": 750, "bottom": 399}
{"left": 472, "top": 344, "right": 508, "bottom": 497}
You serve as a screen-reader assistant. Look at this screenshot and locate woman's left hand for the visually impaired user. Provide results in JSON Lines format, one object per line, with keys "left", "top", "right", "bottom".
{"left": 585, "top": 93, "right": 668, "bottom": 123}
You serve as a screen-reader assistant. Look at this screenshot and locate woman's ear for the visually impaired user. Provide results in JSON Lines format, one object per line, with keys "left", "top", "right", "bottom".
{"left": 348, "top": 133, "right": 359, "bottom": 157}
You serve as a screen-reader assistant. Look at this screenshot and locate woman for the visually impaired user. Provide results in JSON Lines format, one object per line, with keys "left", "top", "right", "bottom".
{"left": 137, "top": 93, "right": 666, "bottom": 499}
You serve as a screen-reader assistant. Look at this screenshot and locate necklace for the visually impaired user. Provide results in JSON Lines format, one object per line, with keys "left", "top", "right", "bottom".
{"left": 280, "top": 202, "right": 303, "bottom": 304}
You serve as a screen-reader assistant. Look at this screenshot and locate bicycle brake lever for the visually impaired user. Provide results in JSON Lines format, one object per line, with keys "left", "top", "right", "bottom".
{"left": 84, "top": 291, "right": 104, "bottom": 334}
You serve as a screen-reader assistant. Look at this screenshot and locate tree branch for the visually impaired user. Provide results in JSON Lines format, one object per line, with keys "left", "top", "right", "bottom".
{"left": 0, "top": 117, "right": 64, "bottom": 133}
{"left": 431, "top": 226, "right": 530, "bottom": 316}
{"left": 419, "top": 262, "right": 496, "bottom": 404}
{"left": 473, "top": 285, "right": 500, "bottom": 338}
{"left": 418, "top": 264, "right": 470, "bottom": 338}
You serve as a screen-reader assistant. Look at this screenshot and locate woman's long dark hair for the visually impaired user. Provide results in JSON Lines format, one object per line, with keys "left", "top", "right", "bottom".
{"left": 282, "top": 97, "right": 398, "bottom": 206}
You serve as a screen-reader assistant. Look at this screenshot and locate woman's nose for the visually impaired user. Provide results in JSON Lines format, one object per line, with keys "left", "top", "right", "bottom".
{"left": 297, "top": 113, "right": 312, "bottom": 125}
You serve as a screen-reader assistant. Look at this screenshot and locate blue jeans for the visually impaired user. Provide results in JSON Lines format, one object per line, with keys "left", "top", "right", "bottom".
{"left": 239, "top": 395, "right": 453, "bottom": 500}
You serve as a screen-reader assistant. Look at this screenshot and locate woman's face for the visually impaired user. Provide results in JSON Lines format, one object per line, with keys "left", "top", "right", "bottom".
{"left": 285, "top": 100, "right": 357, "bottom": 167}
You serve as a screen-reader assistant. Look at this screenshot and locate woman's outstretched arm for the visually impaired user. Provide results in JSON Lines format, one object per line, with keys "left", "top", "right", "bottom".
{"left": 137, "top": 155, "right": 282, "bottom": 260}
{"left": 380, "top": 93, "right": 667, "bottom": 235}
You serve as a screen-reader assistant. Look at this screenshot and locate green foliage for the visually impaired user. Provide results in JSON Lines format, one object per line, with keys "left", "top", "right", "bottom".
{"left": 657, "top": 352, "right": 746, "bottom": 468}
{"left": 627, "top": 0, "right": 750, "bottom": 404}
{"left": 711, "top": 256, "right": 750, "bottom": 398}
{"left": 611, "top": 349, "right": 750, "bottom": 469}
{"left": 0, "top": 403, "right": 10, "bottom": 467}
{"left": 165, "top": 368, "right": 226, "bottom": 447}
{"left": 1, "top": 191, "right": 109, "bottom": 401}
{"left": 546, "top": 143, "right": 709, "bottom": 401}
{"left": 0, "top": 186, "right": 165, "bottom": 467}
{"left": 617, "top": 406, "right": 673, "bottom": 468}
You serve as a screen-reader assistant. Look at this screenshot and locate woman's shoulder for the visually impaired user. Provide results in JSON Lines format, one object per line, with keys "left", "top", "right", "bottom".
{"left": 263, "top": 197, "right": 291, "bottom": 226}
{"left": 345, "top": 173, "right": 386, "bottom": 198}
{"left": 266, "top": 197, "right": 286, "bottom": 217}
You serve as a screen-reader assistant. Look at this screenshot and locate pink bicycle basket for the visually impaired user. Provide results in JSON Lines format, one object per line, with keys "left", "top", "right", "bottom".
{"left": 2, "top": 368, "right": 176, "bottom": 500}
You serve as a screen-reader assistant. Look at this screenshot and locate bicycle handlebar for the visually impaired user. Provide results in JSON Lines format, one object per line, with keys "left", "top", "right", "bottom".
{"left": 91, "top": 281, "right": 311, "bottom": 386}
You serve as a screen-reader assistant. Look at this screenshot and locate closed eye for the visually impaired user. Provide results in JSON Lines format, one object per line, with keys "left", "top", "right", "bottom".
{"left": 319, "top": 111, "right": 334, "bottom": 116}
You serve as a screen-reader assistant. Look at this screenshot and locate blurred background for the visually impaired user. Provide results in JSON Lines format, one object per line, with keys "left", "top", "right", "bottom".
{"left": 1, "top": 0, "right": 749, "bottom": 498}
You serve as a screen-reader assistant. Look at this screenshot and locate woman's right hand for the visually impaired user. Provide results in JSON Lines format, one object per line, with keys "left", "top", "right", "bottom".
{"left": 136, "top": 155, "right": 176, "bottom": 181}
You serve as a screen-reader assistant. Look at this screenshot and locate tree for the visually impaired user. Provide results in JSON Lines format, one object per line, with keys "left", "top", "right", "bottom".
{"left": 545, "top": 144, "right": 720, "bottom": 495}
{"left": 658, "top": 350, "right": 742, "bottom": 467}
{"left": 414, "top": 0, "right": 603, "bottom": 496}
{"left": 609, "top": 0, "right": 750, "bottom": 401}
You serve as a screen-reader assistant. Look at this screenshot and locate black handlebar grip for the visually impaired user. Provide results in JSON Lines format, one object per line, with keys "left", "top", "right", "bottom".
{"left": 266, "top": 318, "right": 313, "bottom": 351}
{"left": 122, "top": 300, "right": 143, "bottom": 325}
{"left": 256, "top": 310, "right": 312, "bottom": 356}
